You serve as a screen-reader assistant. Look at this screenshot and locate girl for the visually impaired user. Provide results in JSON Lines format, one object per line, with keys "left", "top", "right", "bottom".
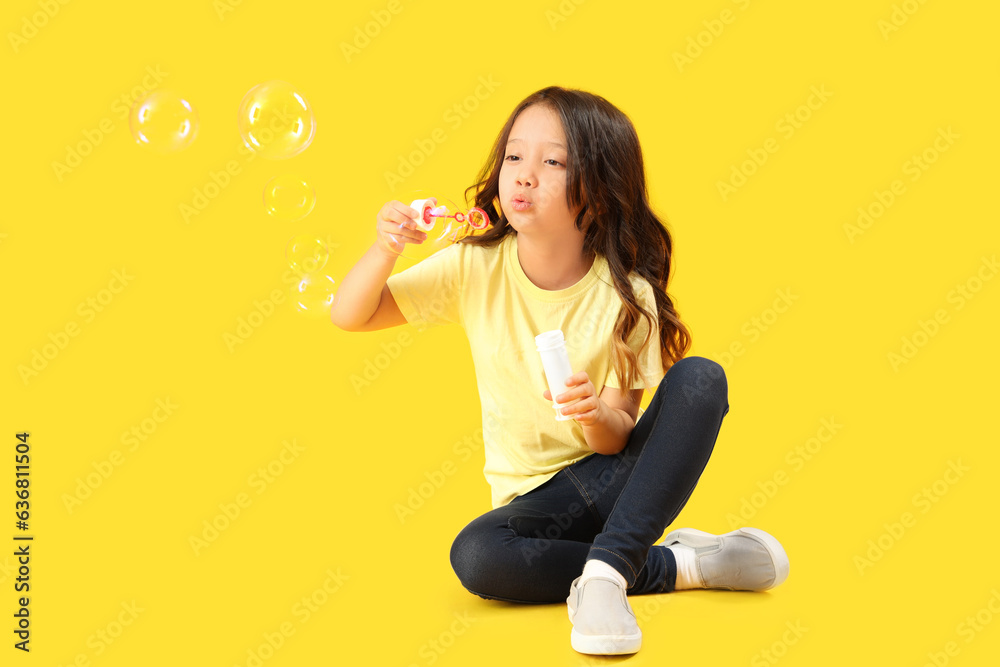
{"left": 330, "top": 86, "right": 789, "bottom": 656}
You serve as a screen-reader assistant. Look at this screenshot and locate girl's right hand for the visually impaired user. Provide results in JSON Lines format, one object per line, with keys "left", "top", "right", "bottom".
{"left": 376, "top": 200, "right": 428, "bottom": 257}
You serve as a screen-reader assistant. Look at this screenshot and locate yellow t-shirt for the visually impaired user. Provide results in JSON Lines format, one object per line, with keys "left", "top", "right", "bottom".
{"left": 386, "top": 233, "right": 665, "bottom": 509}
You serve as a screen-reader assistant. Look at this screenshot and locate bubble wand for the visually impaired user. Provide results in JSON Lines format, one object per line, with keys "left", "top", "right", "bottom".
{"left": 410, "top": 197, "right": 490, "bottom": 234}
{"left": 383, "top": 195, "right": 492, "bottom": 260}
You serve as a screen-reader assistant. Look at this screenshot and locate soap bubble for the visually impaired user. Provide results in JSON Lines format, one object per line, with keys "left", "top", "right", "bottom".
{"left": 238, "top": 80, "right": 316, "bottom": 159}
{"left": 291, "top": 273, "right": 337, "bottom": 319}
{"left": 286, "top": 235, "right": 329, "bottom": 275}
{"left": 264, "top": 175, "right": 315, "bottom": 222}
{"left": 129, "top": 90, "right": 199, "bottom": 152}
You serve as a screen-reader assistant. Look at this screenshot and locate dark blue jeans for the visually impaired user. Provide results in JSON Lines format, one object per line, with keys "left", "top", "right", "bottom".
{"left": 449, "top": 356, "right": 729, "bottom": 604}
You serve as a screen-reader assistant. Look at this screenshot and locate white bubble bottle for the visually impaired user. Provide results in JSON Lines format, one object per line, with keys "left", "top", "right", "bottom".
{"left": 535, "top": 329, "right": 575, "bottom": 421}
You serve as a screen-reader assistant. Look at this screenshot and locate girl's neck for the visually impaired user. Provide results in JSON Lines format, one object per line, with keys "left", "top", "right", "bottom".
{"left": 513, "top": 233, "right": 596, "bottom": 291}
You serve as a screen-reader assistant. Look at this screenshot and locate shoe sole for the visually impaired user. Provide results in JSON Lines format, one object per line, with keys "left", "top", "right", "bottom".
{"left": 663, "top": 527, "right": 790, "bottom": 590}
{"left": 571, "top": 628, "right": 642, "bottom": 655}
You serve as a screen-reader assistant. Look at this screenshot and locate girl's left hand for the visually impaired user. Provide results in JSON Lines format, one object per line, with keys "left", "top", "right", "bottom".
{"left": 542, "top": 371, "right": 607, "bottom": 427}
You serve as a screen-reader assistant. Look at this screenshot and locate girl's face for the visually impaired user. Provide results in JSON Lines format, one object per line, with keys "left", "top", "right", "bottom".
{"left": 499, "top": 104, "right": 584, "bottom": 239}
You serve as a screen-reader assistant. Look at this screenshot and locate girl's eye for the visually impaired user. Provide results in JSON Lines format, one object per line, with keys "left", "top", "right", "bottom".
{"left": 502, "top": 155, "right": 563, "bottom": 166}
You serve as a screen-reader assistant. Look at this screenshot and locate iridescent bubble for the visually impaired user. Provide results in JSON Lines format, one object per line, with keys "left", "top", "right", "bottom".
{"left": 291, "top": 273, "right": 337, "bottom": 319}
{"left": 264, "top": 175, "right": 316, "bottom": 222}
{"left": 129, "top": 91, "right": 199, "bottom": 153}
{"left": 286, "top": 235, "right": 329, "bottom": 275}
{"left": 238, "top": 80, "right": 316, "bottom": 159}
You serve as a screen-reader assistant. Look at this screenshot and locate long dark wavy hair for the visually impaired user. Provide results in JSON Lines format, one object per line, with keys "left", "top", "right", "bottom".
{"left": 458, "top": 86, "right": 692, "bottom": 388}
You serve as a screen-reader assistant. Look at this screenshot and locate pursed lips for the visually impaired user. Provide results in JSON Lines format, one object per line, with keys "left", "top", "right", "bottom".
{"left": 511, "top": 194, "right": 533, "bottom": 211}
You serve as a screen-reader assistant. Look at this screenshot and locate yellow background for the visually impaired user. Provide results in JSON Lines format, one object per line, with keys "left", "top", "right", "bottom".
{"left": 3, "top": 0, "right": 998, "bottom": 664}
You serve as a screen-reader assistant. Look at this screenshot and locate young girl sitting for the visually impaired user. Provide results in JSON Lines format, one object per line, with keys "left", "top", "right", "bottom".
{"left": 330, "top": 85, "right": 789, "bottom": 656}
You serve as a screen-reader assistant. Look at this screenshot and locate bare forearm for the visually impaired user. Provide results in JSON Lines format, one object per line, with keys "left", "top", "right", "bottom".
{"left": 582, "top": 406, "right": 634, "bottom": 455}
{"left": 330, "top": 242, "right": 397, "bottom": 329}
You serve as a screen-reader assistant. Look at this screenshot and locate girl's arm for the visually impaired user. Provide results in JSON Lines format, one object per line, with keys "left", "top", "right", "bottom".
{"left": 546, "top": 375, "right": 644, "bottom": 455}
{"left": 330, "top": 242, "right": 401, "bottom": 331}
{"left": 579, "top": 386, "right": 643, "bottom": 455}
{"left": 330, "top": 201, "right": 424, "bottom": 331}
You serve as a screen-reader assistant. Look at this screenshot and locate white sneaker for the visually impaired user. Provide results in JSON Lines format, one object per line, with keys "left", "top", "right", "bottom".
{"left": 663, "top": 527, "right": 790, "bottom": 591}
{"left": 566, "top": 575, "right": 642, "bottom": 655}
